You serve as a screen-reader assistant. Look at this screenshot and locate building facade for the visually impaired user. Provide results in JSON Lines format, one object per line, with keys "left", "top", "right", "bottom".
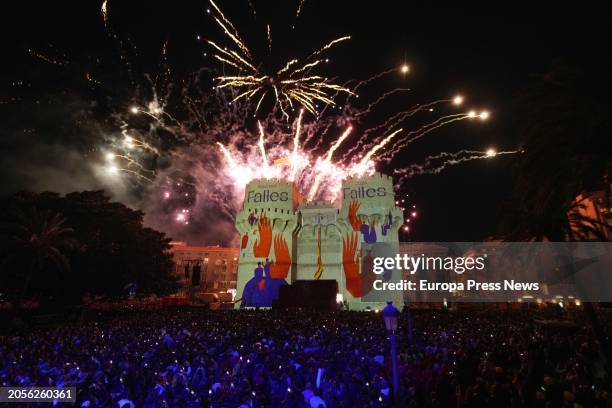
{"left": 169, "top": 242, "right": 239, "bottom": 292}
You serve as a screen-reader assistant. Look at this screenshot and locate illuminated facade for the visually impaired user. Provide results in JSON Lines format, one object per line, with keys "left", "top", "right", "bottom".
{"left": 235, "top": 173, "right": 403, "bottom": 310}
{"left": 169, "top": 242, "right": 239, "bottom": 292}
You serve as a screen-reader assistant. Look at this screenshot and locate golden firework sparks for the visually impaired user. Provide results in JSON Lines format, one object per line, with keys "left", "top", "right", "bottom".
{"left": 101, "top": 0, "right": 108, "bottom": 24}
{"left": 289, "top": 109, "right": 305, "bottom": 181}
{"left": 207, "top": 0, "right": 353, "bottom": 119}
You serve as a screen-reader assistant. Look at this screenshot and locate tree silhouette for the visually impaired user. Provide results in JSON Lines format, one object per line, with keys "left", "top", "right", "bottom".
{"left": 2, "top": 207, "right": 77, "bottom": 304}
{"left": 0, "top": 191, "right": 179, "bottom": 306}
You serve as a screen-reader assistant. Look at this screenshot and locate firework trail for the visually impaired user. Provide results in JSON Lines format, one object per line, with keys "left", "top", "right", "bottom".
{"left": 344, "top": 100, "right": 443, "bottom": 157}
{"left": 394, "top": 149, "right": 518, "bottom": 183}
{"left": 354, "top": 88, "right": 412, "bottom": 118}
{"left": 28, "top": 49, "right": 67, "bottom": 66}
{"left": 341, "top": 66, "right": 402, "bottom": 102}
{"left": 289, "top": 109, "right": 305, "bottom": 181}
{"left": 247, "top": 0, "right": 257, "bottom": 16}
{"left": 306, "top": 125, "right": 353, "bottom": 201}
{"left": 101, "top": 0, "right": 108, "bottom": 25}
{"left": 209, "top": 68, "right": 496, "bottom": 204}
{"left": 257, "top": 121, "right": 269, "bottom": 167}
{"left": 380, "top": 114, "right": 470, "bottom": 161}
{"left": 296, "top": 0, "right": 307, "bottom": 18}
{"left": 326, "top": 126, "right": 353, "bottom": 161}
{"left": 106, "top": 153, "right": 154, "bottom": 174}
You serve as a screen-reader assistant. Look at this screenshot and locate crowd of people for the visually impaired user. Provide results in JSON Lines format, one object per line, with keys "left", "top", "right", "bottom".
{"left": 1, "top": 307, "right": 610, "bottom": 407}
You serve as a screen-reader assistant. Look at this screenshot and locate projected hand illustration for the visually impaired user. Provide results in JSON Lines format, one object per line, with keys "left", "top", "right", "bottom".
{"left": 342, "top": 232, "right": 374, "bottom": 298}
{"left": 348, "top": 200, "right": 362, "bottom": 232}
{"left": 253, "top": 213, "right": 272, "bottom": 258}
{"left": 270, "top": 235, "right": 291, "bottom": 279}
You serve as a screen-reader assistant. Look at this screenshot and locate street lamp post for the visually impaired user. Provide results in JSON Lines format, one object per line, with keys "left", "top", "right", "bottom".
{"left": 382, "top": 300, "right": 400, "bottom": 404}
{"left": 405, "top": 302, "right": 414, "bottom": 349}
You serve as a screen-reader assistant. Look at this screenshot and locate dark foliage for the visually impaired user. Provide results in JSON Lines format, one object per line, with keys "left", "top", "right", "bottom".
{"left": 500, "top": 57, "right": 612, "bottom": 241}
{"left": 0, "top": 190, "right": 179, "bottom": 306}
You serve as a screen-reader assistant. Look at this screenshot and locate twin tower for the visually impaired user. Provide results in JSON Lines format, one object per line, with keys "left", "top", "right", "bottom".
{"left": 235, "top": 173, "right": 403, "bottom": 310}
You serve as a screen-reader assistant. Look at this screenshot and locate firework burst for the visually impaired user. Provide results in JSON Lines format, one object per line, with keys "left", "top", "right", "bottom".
{"left": 214, "top": 84, "right": 503, "bottom": 205}
{"left": 206, "top": 0, "right": 353, "bottom": 120}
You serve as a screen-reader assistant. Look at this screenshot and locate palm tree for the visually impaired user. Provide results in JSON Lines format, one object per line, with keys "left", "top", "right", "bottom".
{"left": 500, "top": 57, "right": 612, "bottom": 375}
{"left": 502, "top": 197, "right": 609, "bottom": 242}
{"left": 501, "top": 56, "right": 611, "bottom": 241}
{"left": 4, "top": 207, "right": 77, "bottom": 304}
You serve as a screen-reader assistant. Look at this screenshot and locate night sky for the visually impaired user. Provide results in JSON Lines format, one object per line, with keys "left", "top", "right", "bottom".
{"left": 2, "top": 1, "right": 611, "bottom": 243}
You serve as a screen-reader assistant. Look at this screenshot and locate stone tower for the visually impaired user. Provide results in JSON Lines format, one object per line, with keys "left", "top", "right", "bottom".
{"left": 235, "top": 179, "right": 301, "bottom": 308}
{"left": 235, "top": 173, "right": 403, "bottom": 310}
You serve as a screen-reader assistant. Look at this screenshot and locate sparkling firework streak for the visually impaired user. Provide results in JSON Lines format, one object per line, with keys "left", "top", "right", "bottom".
{"left": 289, "top": 109, "right": 305, "bottom": 181}
{"left": 345, "top": 98, "right": 457, "bottom": 157}
{"left": 28, "top": 49, "right": 67, "bottom": 66}
{"left": 267, "top": 25, "right": 272, "bottom": 53}
{"left": 326, "top": 125, "right": 353, "bottom": 161}
{"left": 105, "top": 157, "right": 154, "bottom": 182}
{"left": 207, "top": 0, "right": 353, "bottom": 119}
{"left": 121, "top": 133, "right": 160, "bottom": 155}
{"left": 216, "top": 99, "right": 495, "bottom": 202}
{"left": 358, "top": 128, "right": 403, "bottom": 165}
{"left": 257, "top": 121, "right": 269, "bottom": 167}
{"left": 393, "top": 149, "right": 518, "bottom": 183}
{"left": 211, "top": 84, "right": 514, "bottom": 205}
{"left": 105, "top": 152, "right": 152, "bottom": 173}
{"left": 101, "top": 0, "right": 108, "bottom": 25}
{"left": 307, "top": 125, "right": 353, "bottom": 200}
{"left": 381, "top": 111, "right": 490, "bottom": 161}
{"left": 296, "top": 0, "right": 307, "bottom": 18}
